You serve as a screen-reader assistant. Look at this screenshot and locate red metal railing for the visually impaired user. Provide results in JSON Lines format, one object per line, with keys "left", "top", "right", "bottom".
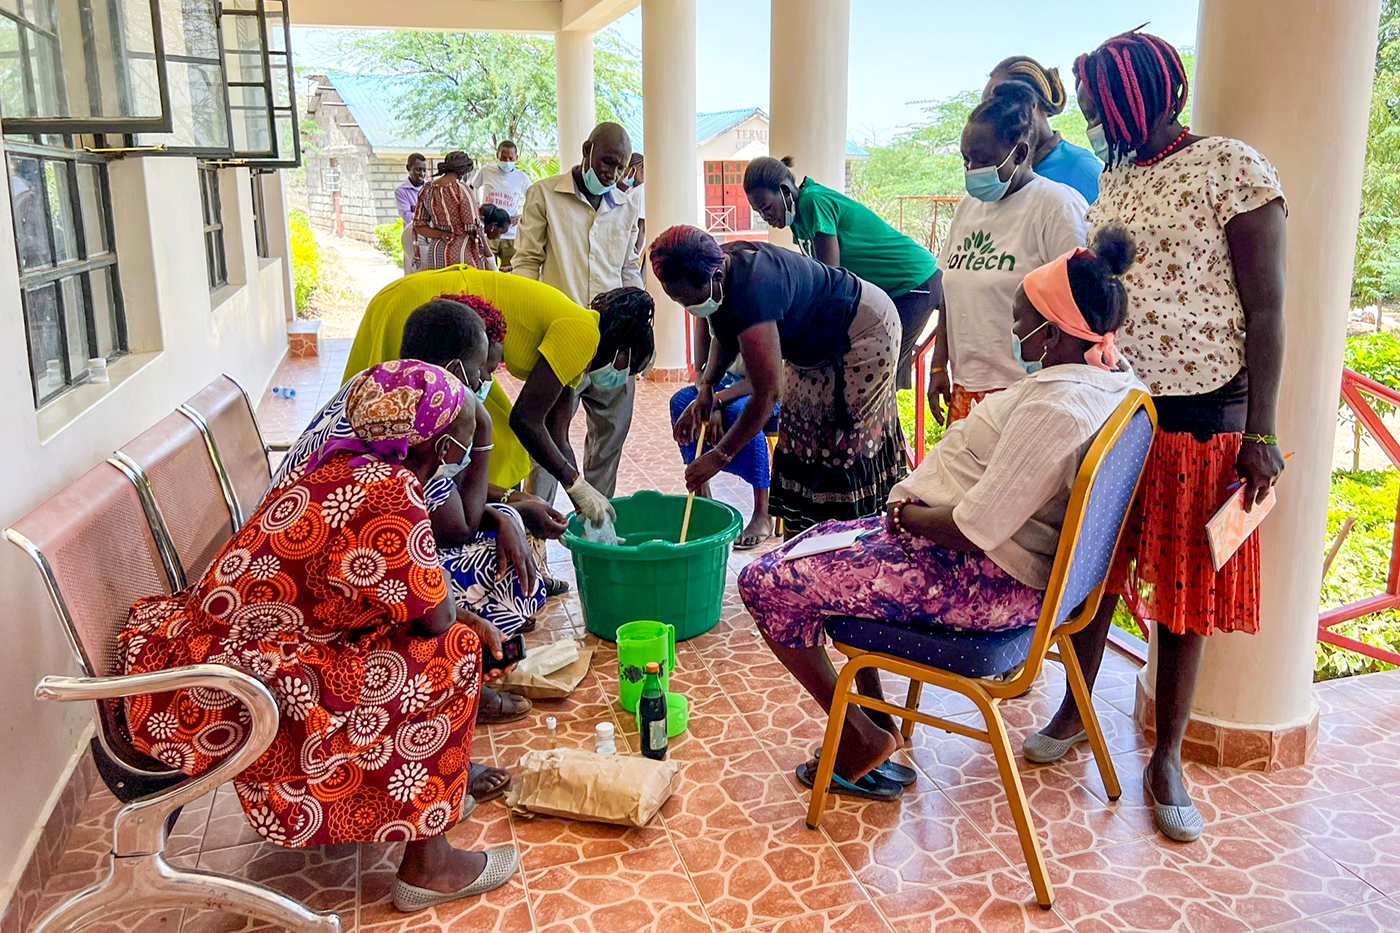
{"left": 1318, "top": 368, "right": 1400, "bottom": 666}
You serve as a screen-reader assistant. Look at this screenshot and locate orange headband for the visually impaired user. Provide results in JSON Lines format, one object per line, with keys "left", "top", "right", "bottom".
{"left": 1021, "top": 248, "right": 1119, "bottom": 370}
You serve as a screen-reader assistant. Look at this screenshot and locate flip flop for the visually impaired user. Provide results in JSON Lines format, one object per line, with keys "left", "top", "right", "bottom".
{"left": 543, "top": 577, "right": 571, "bottom": 597}
{"left": 811, "top": 745, "right": 918, "bottom": 787}
{"left": 468, "top": 763, "right": 511, "bottom": 802}
{"left": 795, "top": 760, "right": 903, "bottom": 801}
{"left": 392, "top": 846, "right": 520, "bottom": 912}
{"left": 478, "top": 686, "right": 532, "bottom": 725}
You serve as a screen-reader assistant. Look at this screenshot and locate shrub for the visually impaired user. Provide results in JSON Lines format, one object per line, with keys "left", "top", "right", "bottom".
{"left": 1343, "top": 331, "right": 1400, "bottom": 416}
{"left": 375, "top": 219, "right": 404, "bottom": 266}
{"left": 288, "top": 209, "right": 320, "bottom": 314}
{"left": 896, "top": 388, "right": 945, "bottom": 455}
{"left": 1318, "top": 467, "right": 1400, "bottom": 680}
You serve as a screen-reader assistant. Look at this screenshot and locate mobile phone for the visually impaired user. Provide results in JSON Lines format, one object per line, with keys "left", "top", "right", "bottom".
{"left": 483, "top": 633, "right": 526, "bottom": 672}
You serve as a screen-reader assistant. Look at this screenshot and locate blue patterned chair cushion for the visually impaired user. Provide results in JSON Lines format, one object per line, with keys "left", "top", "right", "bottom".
{"left": 826, "top": 616, "right": 1036, "bottom": 678}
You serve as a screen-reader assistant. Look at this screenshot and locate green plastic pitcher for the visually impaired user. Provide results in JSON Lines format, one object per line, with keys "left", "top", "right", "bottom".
{"left": 616, "top": 620, "right": 675, "bottom": 712}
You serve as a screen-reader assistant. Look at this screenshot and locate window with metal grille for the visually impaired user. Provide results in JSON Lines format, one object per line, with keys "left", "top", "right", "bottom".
{"left": 6, "top": 136, "right": 127, "bottom": 406}
{"left": 199, "top": 163, "right": 227, "bottom": 289}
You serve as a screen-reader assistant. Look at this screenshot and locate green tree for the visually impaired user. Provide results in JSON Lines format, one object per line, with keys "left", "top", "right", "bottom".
{"left": 1354, "top": 0, "right": 1400, "bottom": 306}
{"left": 338, "top": 29, "right": 640, "bottom": 154}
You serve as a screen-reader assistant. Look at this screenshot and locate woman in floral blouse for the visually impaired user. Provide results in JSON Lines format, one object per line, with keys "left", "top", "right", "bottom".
{"left": 120, "top": 362, "right": 520, "bottom": 912}
{"left": 1023, "top": 31, "right": 1287, "bottom": 845}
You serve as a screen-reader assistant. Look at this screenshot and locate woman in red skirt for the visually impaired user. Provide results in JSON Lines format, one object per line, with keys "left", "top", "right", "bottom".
{"left": 1023, "top": 32, "right": 1287, "bottom": 843}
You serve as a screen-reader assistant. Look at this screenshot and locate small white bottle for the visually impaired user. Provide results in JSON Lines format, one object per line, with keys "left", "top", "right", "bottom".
{"left": 86, "top": 357, "right": 109, "bottom": 384}
{"left": 594, "top": 721, "right": 616, "bottom": 755}
{"left": 545, "top": 716, "right": 558, "bottom": 749}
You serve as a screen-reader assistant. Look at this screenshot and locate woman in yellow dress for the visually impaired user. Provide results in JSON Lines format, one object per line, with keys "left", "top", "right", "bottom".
{"left": 345, "top": 265, "right": 654, "bottom": 525}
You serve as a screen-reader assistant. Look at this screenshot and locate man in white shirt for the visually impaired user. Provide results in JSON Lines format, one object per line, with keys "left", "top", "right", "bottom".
{"left": 514, "top": 122, "right": 643, "bottom": 507}
{"left": 470, "top": 140, "right": 531, "bottom": 272}
{"left": 621, "top": 152, "right": 646, "bottom": 256}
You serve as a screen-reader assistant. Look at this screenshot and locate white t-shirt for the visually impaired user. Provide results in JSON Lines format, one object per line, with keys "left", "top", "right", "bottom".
{"left": 938, "top": 174, "right": 1088, "bottom": 392}
{"left": 628, "top": 181, "right": 646, "bottom": 220}
{"left": 890, "top": 364, "right": 1144, "bottom": 588}
{"left": 469, "top": 163, "right": 532, "bottom": 239}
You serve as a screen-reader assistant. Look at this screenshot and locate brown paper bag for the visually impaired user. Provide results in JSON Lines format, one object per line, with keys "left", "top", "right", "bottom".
{"left": 505, "top": 747, "right": 680, "bottom": 827}
{"left": 496, "top": 645, "right": 595, "bottom": 699}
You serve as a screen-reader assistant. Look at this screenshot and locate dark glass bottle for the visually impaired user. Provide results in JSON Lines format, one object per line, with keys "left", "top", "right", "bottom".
{"left": 638, "top": 661, "right": 668, "bottom": 761}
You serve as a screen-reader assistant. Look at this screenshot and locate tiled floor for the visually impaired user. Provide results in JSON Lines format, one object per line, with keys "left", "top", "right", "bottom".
{"left": 26, "top": 342, "right": 1400, "bottom": 931}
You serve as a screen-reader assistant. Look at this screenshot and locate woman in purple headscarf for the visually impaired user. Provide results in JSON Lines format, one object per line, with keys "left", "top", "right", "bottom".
{"left": 120, "top": 361, "right": 521, "bottom": 912}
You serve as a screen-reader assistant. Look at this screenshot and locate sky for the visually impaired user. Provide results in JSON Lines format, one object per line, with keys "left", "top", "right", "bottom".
{"left": 292, "top": 0, "right": 1200, "bottom": 145}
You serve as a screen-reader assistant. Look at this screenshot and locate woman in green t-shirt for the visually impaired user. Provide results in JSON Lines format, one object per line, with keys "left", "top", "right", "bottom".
{"left": 744, "top": 156, "right": 941, "bottom": 390}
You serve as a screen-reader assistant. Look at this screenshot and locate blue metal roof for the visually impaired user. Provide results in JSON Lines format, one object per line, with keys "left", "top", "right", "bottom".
{"left": 320, "top": 73, "right": 450, "bottom": 150}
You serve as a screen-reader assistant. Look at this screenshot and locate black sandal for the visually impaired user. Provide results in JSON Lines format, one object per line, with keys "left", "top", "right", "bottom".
{"left": 468, "top": 763, "right": 511, "bottom": 802}
{"left": 543, "top": 576, "right": 571, "bottom": 597}
{"left": 478, "top": 686, "right": 532, "bottom": 725}
{"left": 795, "top": 760, "right": 903, "bottom": 801}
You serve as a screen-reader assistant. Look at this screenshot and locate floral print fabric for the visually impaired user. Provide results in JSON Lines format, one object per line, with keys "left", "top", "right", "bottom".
{"left": 119, "top": 452, "right": 480, "bottom": 847}
{"left": 1087, "top": 136, "right": 1284, "bottom": 396}
{"left": 737, "top": 516, "right": 1043, "bottom": 649}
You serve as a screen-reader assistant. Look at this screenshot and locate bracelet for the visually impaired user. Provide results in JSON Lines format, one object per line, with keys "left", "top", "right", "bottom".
{"left": 929, "top": 366, "right": 946, "bottom": 375}
{"left": 474, "top": 443, "right": 494, "bottom": 452}
{"left": 713, "top": 446, "right": 735, "bottom": 465}
{"left": 890, "top": 498, "right": 915, "bottom": 534}
{"left": 499, "top": 489, "right": 513, "bottom": 504}
{"left": 1242, "top": 433, "right": 1278, "bottom": 446}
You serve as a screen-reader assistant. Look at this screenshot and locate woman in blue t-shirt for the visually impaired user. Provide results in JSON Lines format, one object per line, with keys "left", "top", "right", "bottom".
{"left": 983, "top": 56, "right": 1103, "bottom": 204}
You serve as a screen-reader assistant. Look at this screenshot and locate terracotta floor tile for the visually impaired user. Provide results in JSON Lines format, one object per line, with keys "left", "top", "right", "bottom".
{"left": 1048, "top": 839, "right": 1249, "bottom": 932}
{"left": 1162, "top": 812, "right": 1383, "bottom": 929}
{"left": 527, "top": 844, "right": 711, "bottom": 933}
{"left": 1074, "top": 758, "right": 1262, "bottom": 838}
{"left": 1262, "top": 897, "right": 1400, "bottom": 932}
{"left": 1313, "top": 708, "right": 1400, "bottom": 788}
{"left": 820, "top": 788, "right": 1012, "bottom": 896}
{"left": 512, "top": 810, "right": 668, "bottom": 873}
{"left": 182, "top": 841, "right": 357, "bottom": 932}
{"left": 1270, "top": 790, "right": 1400, "bottom": 896}
{"left": 942, "top": 770, "right": 1141, "bottom": 866}
{"left": 618, "top": 712, "right": 761, "bottom": 763}
{"left": 734, "top": 901, "right": 894, "bottom": 933}
{"left": 874, "top": 870, "right": 1075, "bottom": 932}
{"left": 676, "top": 819, "right": 869, "bottom": 931}
{"left": 491, "top": 714, "right": 631, "bottom": 770}
{"left": 661, "top": 749, "right": 809, "bottom": 840}
{"left": 201, "top": 783, "right": 266, "bottom": 852}
{"left": 1222, "top": 757, "right": 1372, "bottom": 812}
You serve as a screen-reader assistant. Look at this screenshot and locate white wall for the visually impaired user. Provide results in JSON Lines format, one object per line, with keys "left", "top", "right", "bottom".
{"left": 0, "top": 152, "right": 288, "bottom": 908}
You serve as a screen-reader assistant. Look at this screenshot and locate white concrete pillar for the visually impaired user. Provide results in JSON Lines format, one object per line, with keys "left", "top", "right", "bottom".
{"left": 641, "top": 0, "right": 697, "bottom": 374}
{"left": 767, "top": 0, "right": 849, "bottom": 249}
{"left": 555, "top": 30, "right": 596, "bottom": 171}
{"left": 1148, "top": 0, "right": 1381, "bottom": 748}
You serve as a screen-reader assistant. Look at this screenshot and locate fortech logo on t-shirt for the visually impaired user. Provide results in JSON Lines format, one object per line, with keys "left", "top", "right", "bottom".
{"left": 945, "top": 231, "right": 1016, "bottom": 273}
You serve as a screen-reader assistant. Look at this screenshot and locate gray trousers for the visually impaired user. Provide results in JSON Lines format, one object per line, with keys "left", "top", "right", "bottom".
{"left": 526, "top": 375, "right": 635, "bottom": 508}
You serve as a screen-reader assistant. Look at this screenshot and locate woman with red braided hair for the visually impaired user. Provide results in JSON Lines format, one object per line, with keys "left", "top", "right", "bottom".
{"left": 1023, "top": 31, "right": 1287, "bottom": 845}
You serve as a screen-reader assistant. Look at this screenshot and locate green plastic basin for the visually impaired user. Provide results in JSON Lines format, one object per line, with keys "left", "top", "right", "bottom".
{"left": 562, "top": 490, "right": 741, "bottom": 641}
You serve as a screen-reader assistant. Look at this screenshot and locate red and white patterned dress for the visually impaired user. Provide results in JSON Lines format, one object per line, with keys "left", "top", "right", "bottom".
{"left": 119, "top": 451, "right": 481, "bottom": 847}
{"left": 413, "top": 175, "right": 493, "bottom": 271}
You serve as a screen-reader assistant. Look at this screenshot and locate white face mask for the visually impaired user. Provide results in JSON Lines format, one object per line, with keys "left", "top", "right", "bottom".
{"left": 686, "top": 277, "right": 723, "bottom": 319}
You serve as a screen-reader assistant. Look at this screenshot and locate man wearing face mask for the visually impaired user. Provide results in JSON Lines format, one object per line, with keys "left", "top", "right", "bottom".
{"left": 513, "top": 122, "right": 644, "bottom": 509}
{"left": 926, "top": 81, "right": 1088, "bottom": 426}
{"left": 470, "top": 140, "right": 531, "bottom": 272}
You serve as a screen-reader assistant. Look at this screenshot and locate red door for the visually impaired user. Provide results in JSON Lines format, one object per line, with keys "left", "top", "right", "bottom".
{"left": 723, "top": 160, "right": 747, "bottom": 229}
{"left": 704, "top": 161, "right": 723, "bottom": 209}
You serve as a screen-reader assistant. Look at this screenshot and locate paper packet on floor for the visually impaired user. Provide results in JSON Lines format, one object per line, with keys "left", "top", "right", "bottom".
{"left": 506, "top": 747, "right": 680, "bottom": 827}
{"left": 495, "top": 641, "right": 594, "bottom": 699}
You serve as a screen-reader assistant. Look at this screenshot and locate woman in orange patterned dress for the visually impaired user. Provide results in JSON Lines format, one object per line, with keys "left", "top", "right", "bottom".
{"left": 413, "top": 151, "right": 494, "bottom": 272}
{"left": 119, "top": 361, "right": 520, "bottom": 912}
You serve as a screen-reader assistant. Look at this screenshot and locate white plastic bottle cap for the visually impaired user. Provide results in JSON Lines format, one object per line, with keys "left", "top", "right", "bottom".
{"left": 596, "top": 722, "right": 614, "bottom": 739}
{"left": 86, "top": 357, "right": 109, "bottom": 384}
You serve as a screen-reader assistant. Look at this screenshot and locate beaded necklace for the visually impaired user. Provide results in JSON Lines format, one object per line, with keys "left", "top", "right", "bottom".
{"left": 1134, "top": 126, "right": 1191, "bottom": 167}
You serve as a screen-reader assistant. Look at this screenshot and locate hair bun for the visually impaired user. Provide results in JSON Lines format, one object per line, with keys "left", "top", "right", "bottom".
{"left": 1090, "top": 225, "right": 1135, "bottom": 276}
{"left": 780, "top": 155, "right": 795, "bottom": 167}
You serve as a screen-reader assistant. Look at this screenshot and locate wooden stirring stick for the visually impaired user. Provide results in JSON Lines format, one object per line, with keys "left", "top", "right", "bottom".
{"left": 680, "top": 421, "right": 709, "bottom": 543}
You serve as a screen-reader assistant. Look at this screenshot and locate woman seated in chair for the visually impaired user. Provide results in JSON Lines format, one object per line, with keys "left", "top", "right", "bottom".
{"left": 738, "top": 227, "right": 1142, "bottom": 800}
{"left": 120, "top": 362, "right": 519, "bottom": 912}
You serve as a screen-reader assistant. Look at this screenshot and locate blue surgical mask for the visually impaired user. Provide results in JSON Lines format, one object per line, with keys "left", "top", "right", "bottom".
{"left": 589, "top": 364, "right": 629, "bottom": 390}
{"left": 475, "top": 378, "right": 493, "bottom": 403}
{"left": 498, "top": 160, "right": 515, "bottom": 173}
{"left": 1012, "top": 321, "right": 1050, "bottom": 375}
{"left": 437, "top": 436, "right": 472, "bottom": 480}
{"left": 965, "top": 148, "right": 1019, "bottom": 202}
{"left": 1086, "top": 124, "right": 1111, "bottom": 163}
{"left": 685, "top": 278, "right": 723, "bottom": 319}
{"left": 582, "top": 166, "right": 615, "bottom": 196}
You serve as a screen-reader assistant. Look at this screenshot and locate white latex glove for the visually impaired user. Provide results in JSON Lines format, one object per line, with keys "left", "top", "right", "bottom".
{"left": 566, "top": 475, "right": 616, "bottom": 523}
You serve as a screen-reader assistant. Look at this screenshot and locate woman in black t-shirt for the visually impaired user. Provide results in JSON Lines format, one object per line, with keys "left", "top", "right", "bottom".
{"left": 651, "top": 226, "right": 905, "bottom": 533}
